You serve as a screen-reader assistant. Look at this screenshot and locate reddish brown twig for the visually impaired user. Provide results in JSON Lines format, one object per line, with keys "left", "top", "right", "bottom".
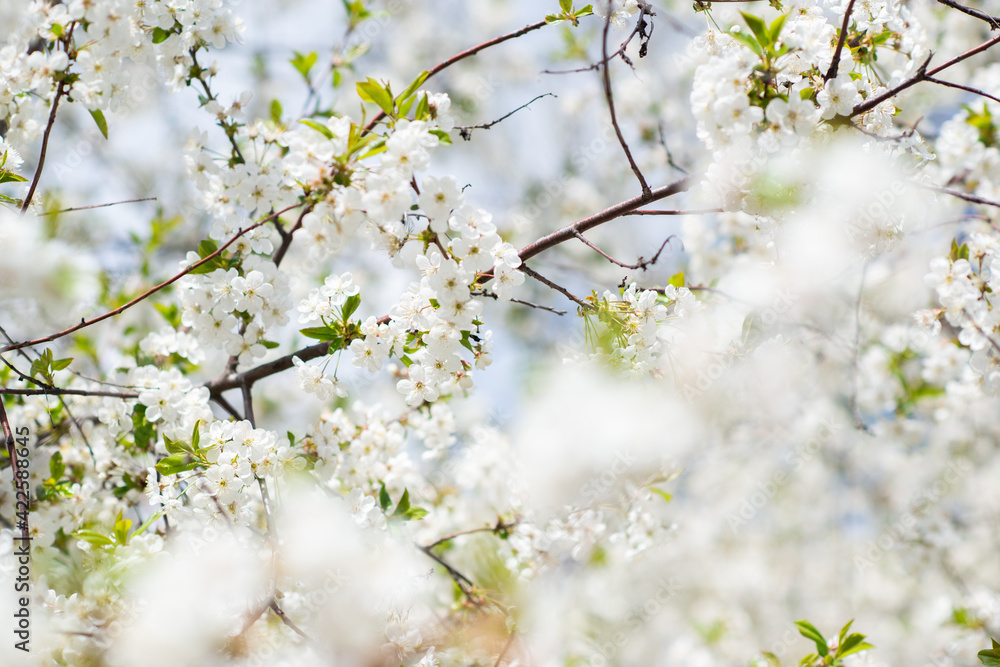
{"left": 1, "top": 204, "right": 302, "bottom": 354}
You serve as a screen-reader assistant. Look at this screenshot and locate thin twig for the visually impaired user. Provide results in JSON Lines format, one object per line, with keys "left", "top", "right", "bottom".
{"left": 1, "top": 204, "right": 302, "bottom": 354}
{"left": 39, "top": 197, "right": 158, "bottom": 216}
{"left": 516, "top": 176, "right": 691, "bottom": 265}
{"left": 924, "top": 74, "right": 1000, "bottom": 106}
{"left": 937, "top": 0, "right": 1000, "bottom": 30}
{"left": 519, "top": 264, "right": 589, "bottom": 310}
{"left": 362, "top": 20, "right": 550, "bottom": 134}
{"left": 272, "top": 204, "right": 313, "bottom": 267}
{"left": 601, "top": 0, "right": 651, "bottom": 196}
{"left": 852, "top": 34, "right": 1000, "bottom": 117}
{"left": 915, "top": 181, "right": 1000, "bottom": 209}
{"left": 471, "top": 290, "right": 567, "bottom": 315}
{"left": 572, "top": 230, "right": 681, "bottom": 270}
{"left": 0, "top": 387, "right": 137, "bottom": 398}
{"left": 629, "top": 208, "right": 722, "bottom": 215}
{"left": 457, "top": 93, "right": 556, "bottom": 140}
{"left": 21, "top": 79, "right": 68, "bottom": 214}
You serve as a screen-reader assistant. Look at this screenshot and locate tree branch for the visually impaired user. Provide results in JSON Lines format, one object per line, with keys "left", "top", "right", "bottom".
{"left": 825, "top": 0, "right": 857, "bottom": 81}
{"left": 600, "top": 0, "right": 651, "bottom": 196}
{"left": 1, "top": 204, "right": 302, "bottom": 354}
{"left": 852, "top": 34, "right": 1000, "bottom": 117}
{"left": 363, "top": 20, "right": 549, "bottom": 134}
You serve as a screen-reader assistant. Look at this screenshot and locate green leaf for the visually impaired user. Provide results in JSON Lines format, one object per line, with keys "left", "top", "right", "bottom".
{"left": 545, "top": 13, "right": 565, "bottom": 24}
{"left": 392, "top": 488, "right": 411, "bottom": 516}
{"left": 379, "top": 483, "right": 392, "bottom": 512}
{"left": 837, "top": 635, "right": 873, "bottom": 659}
{"left": 429, "top": 128, "right": 452, "bottom": 144}
{"left": 397, "top": 70, "right": 429, "bottom": 104}
{"left": 198, "top": 239, "right": 219, "bottom": 258}
{"left": 649, "top": 487, "right": 673, "bottom": 503}
{"left": 89, "top": 109, "right": 109, "bottom": 140}
{"left": 668, "top": 271, "right": 685, "bottom": 288}
{"left": 270, "top": 99, "right": 282, "bottom": 124}
{"left": 357, "top": 78, "right": 395, "bottom": 116}
{"left": 113, "top": 510, "right": 132, "bottom": 545}
{"left": 342, "top": 293, "right": 361, "bottom": 321}
{"left": 794, "top": 620, "right": 828, "bottom": 657}
{"left": 729, "top": 29, "right": 763, "bottom": 57}
{"left": 155, "top": 455, "right": 199, "bottom": 476}
{"left": 290, "top": 50, "right": 318, "bottom": 82}
{"left": 0, "top": 171, "right": 27, "bottom": 184}
{"left": 191, "top": 422, "right": 200, "bottom": 450}
{"left": 151, "top": 26, "right": 171, "bottom": 44}
{"left": 560, "top": 0, "right": 573, "bottom": 11}
{"left": 49, "top": 451, "right": 65, "bottom": 481}
{"left": 299, "top": 119, "right": 334, "bottom": 140}
{"left": 163, "top": 435, "right": 184, "bottom": 456}
{"left": 980, "top": 649, "right": 1000, "bottom": 666}
{"left": 73, "top": 529, "right": 114, "bottom": 547}
{"left": 299, "top": 326, "right": 342, "bottom": 342}
{"left": 741, "top": 11, "right": 771, "bottom": 48}
{"left": 50, "top": 356, "right": 72, "bottom": 371}
{"left": 769, "top": 13, "right": 788, "bottom": 44}
{"left": 837, "top": 620, "right": 854, "bottom": 646}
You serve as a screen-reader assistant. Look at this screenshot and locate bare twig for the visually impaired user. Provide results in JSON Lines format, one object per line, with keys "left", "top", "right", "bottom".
{"left": 915, "top": 181, "right": 1000, "bottom": 209}
{"left": 600, "top": 0, "right": 651, "bottom": 196}
{"left": 40, "top": 197, "right": 157, "bottom": 216}
{"left": 471, "top": 290, "right": 567, "bottom": 315}
{"left": 363, "top": 20, "right": 550, "bottom": 134}
{"left": 272, "top": 204, "right": 313, "bottom": 267}
{"left": 630, "top": 208, "right": 722, "bottom": 215}
{"left": 516, "top": 176, "right": 691, "bottom": 265}
{"left": 924, "top": 74, "right": 1000, "bottom": 106}
{"left": 519, "top": 264, "right": 589, "bottom": 310}
{"left": 457, "top": 93, "right": 556, "bottom": 140}
{"left": 572, "top": 230, "right": 681, "bottom": 270}
{"left": 937, "top": 0, "right": 1000, "bottom": 30}
{"left": 1, "top": 204, "right": 302, "bottom": 354}
{"left": 852, "top": 34, "right": 1000, "bottom": 117}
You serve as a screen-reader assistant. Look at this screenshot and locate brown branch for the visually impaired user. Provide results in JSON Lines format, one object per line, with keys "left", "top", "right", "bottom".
{"left": 1, "top": 204, "right": 302, "bottom": 354}
{"left": 457, "top": 93, "right": 556, "bottom": 140}
{"left": 516, "top": 176, "right": 692, "bottom": 265}
{"left": 937, "top": 0, "right": 1000, "bottom": 30}
{"left": 825, "top": 0, "right": 857, "bottom": 81}
{"left": 924, "top": 75, "right": 1000, "bottom": 106}
{"left": 572, "top": 230, "right": 681, "bottom": 270}
{"left": 600, "top": 0, "right": 651, "bottom": 196}
{"left": 422, "top": 518, "right": 518, "bottom": 551}
{"left": 21, "top": 79, "right": 68, "bottom": 214}
{"left": 519, "top": 264, "right": 589, "bottom": 310}
{"left": 0, "top": 388, "right": 137, "bottom": 398}
{"left": 852, "top": 34, "right": 1000, "bottom": 117}
{"left": 915, "top": 181, "right": 1000, "bottom": 209}
{"left": 362, "top": 20, "right": 549, "bottom": 134}
{"left": 418, "top": 543, "right": 483, "bottom": 605}
{"left": 471, "top": 290, "right": 567, "bottom": 315}
{"left": 629, "top": 208, "right": 723, "bottom": 215}
{"left": 204, "top": 340, "right": 330, "bottom": 397}
{"left": 40, "top": 197, "right": 157, "bottom": 216}
{"left": 272, "top": 204, "right": 313, "bottom": 267}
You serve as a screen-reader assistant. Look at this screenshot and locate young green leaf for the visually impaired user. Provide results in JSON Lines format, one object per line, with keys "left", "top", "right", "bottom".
{"left": 794, "top": 620, "right": 828, "bottom": 657}
{"left": 741, "top": 12, "right": 772, "bottom": 48}
{"left": 89, "top": 109, "right": 109, "bottom": 140}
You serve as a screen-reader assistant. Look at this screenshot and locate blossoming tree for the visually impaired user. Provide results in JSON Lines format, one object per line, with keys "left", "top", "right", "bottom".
{"left": 2, "top": 0, "right": 1000, "bottom": 665}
